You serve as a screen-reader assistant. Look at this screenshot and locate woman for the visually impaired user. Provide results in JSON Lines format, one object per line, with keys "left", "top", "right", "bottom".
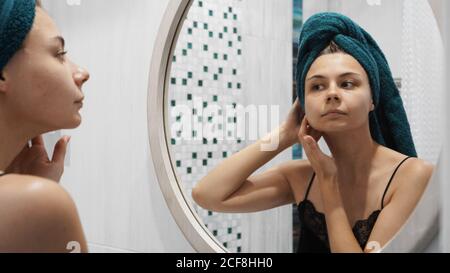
{"left": 192, "top": 12, "right": 434, "bottom": 253}
{"left": 0, "top": 0, "right": 90, "bottom": 252}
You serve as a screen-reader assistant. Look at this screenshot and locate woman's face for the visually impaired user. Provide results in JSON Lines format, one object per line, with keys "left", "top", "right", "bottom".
{"left": 0, "top": 7, "right": 90, "bottom": 133}
{"left": 304, "top": 52, "right": 374, "bottom": 133}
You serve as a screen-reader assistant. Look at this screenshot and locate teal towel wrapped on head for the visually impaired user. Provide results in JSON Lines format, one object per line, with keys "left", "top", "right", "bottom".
{"left": 295, "top": 12, "right": 417, "bottom": 157}
{"left": 0, "top": 0, "right": 36, "bottom": 71}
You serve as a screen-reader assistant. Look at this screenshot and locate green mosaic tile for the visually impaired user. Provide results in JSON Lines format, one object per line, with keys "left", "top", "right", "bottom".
{"left": 168, "top": 0, "right": 245, "bottom": 250}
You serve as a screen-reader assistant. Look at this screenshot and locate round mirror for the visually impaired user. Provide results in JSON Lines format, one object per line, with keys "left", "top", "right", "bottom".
{"left": 148, "top": 0, "right": 444, "bottom": 253}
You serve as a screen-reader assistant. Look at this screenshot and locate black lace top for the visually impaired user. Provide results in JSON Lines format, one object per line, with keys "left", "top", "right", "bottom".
{"left": 296, "top": 156, "right": 412, "bottom": 253}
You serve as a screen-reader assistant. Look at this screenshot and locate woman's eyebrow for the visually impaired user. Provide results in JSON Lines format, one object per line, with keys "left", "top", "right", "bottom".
{"left": 306, "top": 72, "right": 362, "bottom": 81}
{"left": 51, "top": 36, "right": 65, "bottom": 48}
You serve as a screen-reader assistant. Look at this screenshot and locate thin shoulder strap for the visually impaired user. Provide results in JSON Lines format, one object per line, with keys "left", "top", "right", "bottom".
{"left": 381, "top": 156, "right": 413, "bottom": 209}
{"left": 303, "top": 172, "right": 316, "bottom": 200}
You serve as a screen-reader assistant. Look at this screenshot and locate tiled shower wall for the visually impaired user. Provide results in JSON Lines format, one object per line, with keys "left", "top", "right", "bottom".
{"left": 168, "top": 0, "right": 293, "bottom": 252}
{"left": 169, "top": 0, "right": 246, "bottom": 253}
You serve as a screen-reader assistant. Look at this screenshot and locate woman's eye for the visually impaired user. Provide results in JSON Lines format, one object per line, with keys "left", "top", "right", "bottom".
{"left": 341, "top": 81, "right": 354, "bottom": 89}
{"left": 57, "top": 50, "right": 68, "bottom": 60}
{"left": 311, "top": 84, "right": 323, "bottom": 91}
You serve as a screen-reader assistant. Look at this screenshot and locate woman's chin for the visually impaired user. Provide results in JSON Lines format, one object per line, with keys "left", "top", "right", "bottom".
{"left": 66, "top": 114, "right": 82, "bottom": 129}
{"left": 317, "top": 124, "right": 348, "bottom": 133}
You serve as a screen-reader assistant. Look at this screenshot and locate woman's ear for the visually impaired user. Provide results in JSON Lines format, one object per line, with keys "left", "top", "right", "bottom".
{"left": 0, "top": 71, "right": 8, "bottom": 94}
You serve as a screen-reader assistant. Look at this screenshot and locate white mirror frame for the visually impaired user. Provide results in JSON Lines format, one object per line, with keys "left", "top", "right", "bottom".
{"left": 148, "top": 0, "right": 443, "bottom": 253}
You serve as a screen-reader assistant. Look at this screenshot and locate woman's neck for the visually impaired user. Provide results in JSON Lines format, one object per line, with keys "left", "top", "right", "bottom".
{"left": 322, "top": 124, "right": 380, "bottom": 185}
{"left": 0, "top": 118, "right": 31, "bottom": 170}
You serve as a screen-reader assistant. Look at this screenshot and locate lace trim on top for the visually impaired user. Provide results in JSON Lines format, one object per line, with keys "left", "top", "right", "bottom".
{"left": 298, "top": 200, "right": 381, "bottom": 249}
{"left": 298, "top": 156, "right": 413, "bottom": 250}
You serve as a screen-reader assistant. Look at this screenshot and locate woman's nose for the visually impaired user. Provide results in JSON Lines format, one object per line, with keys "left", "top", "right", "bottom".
{"left": 326, "top": 85, "right": 340, "bottom": 102}
{"left": 74, "top": 67, "right": 90, "bottom": 87}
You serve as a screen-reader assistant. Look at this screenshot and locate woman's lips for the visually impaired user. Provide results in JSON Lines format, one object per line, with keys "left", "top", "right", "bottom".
{"left": 322, "top": 110, "right": 346, "bottom": 117}
{"left": 75, "top": 101, "right": 83, "bottom": 108}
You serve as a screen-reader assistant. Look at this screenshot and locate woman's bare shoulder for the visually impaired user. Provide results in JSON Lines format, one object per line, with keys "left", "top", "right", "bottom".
{"left": 277, "top": 159, "right": 315, "bottom": 202}
{"left": 382, "top": 148, "right": 435, "bottom": 202}
{"left": 0, "top": 174, "right": 86, "bottom": 252}
{"left": 0, "top": 173, "right": 62, "bottom": 192}
{"left": 0, "top": 174, "right": 76, "bottom": 216}
{"left": 398, "top": 157, "right": 434, "bottom": 188}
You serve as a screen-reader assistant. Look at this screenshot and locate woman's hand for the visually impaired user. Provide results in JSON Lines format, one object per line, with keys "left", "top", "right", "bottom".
{"left": 5, "top": 135, "right": 70, "bottom": 182}
{"left": 279, "top": 98, "right": 305, "bottom": 147}
{"left": 298, "top": 116, "right": 337, "bottom": 181}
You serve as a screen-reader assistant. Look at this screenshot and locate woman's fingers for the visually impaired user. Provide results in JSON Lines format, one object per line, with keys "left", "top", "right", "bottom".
{"left": 298, "top": 115, "right": 308, "bottom": 140}
{"left": 31, "top": 135, "right": 45, "bottom": 146}
{"left": 51, "top": 136, "right": 70, "bottom": 164}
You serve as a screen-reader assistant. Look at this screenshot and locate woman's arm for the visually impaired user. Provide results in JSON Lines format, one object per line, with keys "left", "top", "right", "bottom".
{"left": 319, "top": 177, "right": 364, "bottom": 253}
{"left": 192, "top": 99, "right": 306, "bottom": 213}
{"left": 192, "top": 126, "right": 295, "bottom": 213}
{"left": 364, "top": 160, "right": 434, "bottom": 252}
